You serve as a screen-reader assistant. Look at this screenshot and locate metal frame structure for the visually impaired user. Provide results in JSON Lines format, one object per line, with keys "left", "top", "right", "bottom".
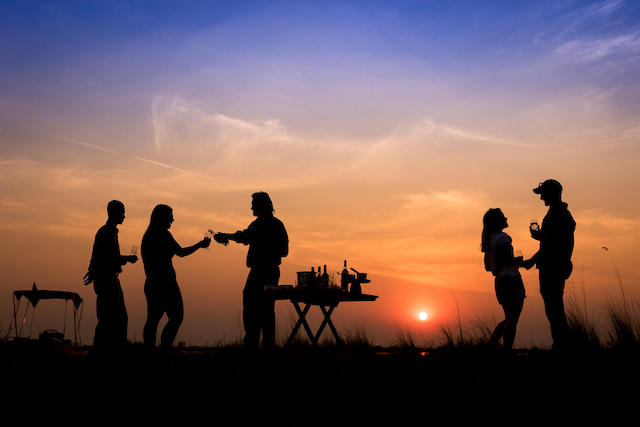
{"left": 7, "top": 283, "right": 84, "bottom": 345}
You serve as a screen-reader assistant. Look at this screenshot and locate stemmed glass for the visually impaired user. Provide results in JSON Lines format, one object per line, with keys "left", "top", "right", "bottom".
{"left": 203, "top": 229, "right": 214, "bottom": 249}
{"left": 529, "top": 219, "right": 539, "bottom": 233}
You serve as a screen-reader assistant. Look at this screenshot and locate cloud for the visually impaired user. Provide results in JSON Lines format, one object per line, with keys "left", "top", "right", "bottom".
{"left": 0, "top": 198, "right": 29, "bottom": 212}
{"left": 149, "top": 96, "right": 536, "bottom": 190}
{"left": 151, "top": 95, "right": 292, "bottom": 155}
{"left": 555, "top": 33, "right": 640, "bottom": 63}
{"left": 403, "top": 190, "right": 486, "bottom": 209}
{"left": 592, "top": 0, "right": 625, "bottom": 16}
{"left": 148, "top": 95, "right": 363, "bottom": 188}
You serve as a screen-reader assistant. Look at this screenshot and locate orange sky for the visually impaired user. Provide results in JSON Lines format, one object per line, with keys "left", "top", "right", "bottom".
{"left": 1, "top": 112, "right": 639, "bottom": 346}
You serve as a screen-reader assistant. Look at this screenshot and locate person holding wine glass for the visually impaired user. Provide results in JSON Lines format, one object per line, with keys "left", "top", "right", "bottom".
{"left": 525, "top": 179, "right": 576, "bottom": 350}
{"left": 214, "top": 192, "right": 289, "bottom": 349}
{"left": 84, "top": 200, "right": 138, "bottom": 359}
{"left": 481, "top": 208, "right": 531, "bottom": 354}
{"left": 141, "top": 204, "right": 210, "bottom": 356}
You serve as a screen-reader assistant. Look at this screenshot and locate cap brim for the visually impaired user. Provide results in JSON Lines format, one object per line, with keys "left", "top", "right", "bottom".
{"left": 533, "top": 187, "right": 542, "bottom": 194}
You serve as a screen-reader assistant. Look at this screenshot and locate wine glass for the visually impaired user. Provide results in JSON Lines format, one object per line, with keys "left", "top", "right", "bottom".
{"left": 529, "top": 219, "right": 539, "bottom": 233}
{"left": 203, "top": 230, "right": 213, "bottom": 249}
{"left": 130, "top": 245, "right": 138, "bottom": 256}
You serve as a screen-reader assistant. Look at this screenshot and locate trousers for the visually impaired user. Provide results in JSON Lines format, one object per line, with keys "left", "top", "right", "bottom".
{"left": 539, "top": 269, "right": 569, "bottom": 349}
{"left": 143, "top": 279, "right": 184, "bottom": 350}
{"left": 243, "top": 265, "right": 280, "bottom": 348}
{"left": 92, "top": 275, "right": 128, "bottom": 356}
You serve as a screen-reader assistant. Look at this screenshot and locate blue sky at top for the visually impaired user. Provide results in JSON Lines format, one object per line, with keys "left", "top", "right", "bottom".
{"left": 1, "top": 0, "right": 640, "bottom": 148}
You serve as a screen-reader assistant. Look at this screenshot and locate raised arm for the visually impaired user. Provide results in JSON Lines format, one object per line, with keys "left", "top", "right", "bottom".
{"left": 214, "top": 227, "right": 253, "bottom": 246}
{"left": 171, "top": 234, "right": 211, "bottom": 257}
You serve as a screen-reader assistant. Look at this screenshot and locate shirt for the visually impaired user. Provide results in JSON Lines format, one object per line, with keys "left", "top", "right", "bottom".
{"left": 87, "top": 223, "right": 126, "bottom": 278}
{"left": 233, "top": 216, "right": 289, "bottom": 268}
{"left": 536, "top": 202, "right": 576, "bottom": 271}
{"left": 141, "top": 228, "right": 180, "bottom": 283}
{"left": 485, "top": 232, "right": 520, "bottom": 278}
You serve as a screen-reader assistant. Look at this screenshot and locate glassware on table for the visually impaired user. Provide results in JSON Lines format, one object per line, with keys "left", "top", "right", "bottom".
{"left": 529, "top": 219, "right": 539, "bottom": 233}
{"left": 130, "top": 245, "right": 138, "bottom": 256}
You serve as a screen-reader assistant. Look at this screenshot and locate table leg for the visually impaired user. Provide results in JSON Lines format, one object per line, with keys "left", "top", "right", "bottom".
{"left": 314, "top": 304, "right": 343, "bottom": 346}
{"left": 286, "top": 302, "right": 314, "bottom": 345}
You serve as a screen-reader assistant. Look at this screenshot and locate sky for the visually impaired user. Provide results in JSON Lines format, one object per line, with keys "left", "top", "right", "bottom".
{"left": 1, "top": 0, "right": 640, "bottom": 347}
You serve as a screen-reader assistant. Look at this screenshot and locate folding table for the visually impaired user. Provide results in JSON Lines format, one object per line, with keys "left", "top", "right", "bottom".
{"left": 265, "top": 286, "right": 378, "bottom": 346}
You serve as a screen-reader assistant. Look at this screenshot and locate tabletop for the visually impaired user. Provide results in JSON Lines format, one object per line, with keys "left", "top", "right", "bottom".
{"left": 265, "top": 286, "right": 378, "bottom": 305}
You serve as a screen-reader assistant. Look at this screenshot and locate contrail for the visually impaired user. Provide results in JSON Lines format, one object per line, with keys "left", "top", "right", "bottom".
{"left": 55, "top": 136, "right": 225, "bottom": 183}
{"left": 132, "top": 156, "right": 225, "bottom": 183}
{"left": 57, "top": 136, "right": 122, "bottom": 154}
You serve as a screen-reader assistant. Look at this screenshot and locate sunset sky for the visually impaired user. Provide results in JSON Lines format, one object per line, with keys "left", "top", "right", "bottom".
{"left": 1, "top": 0, "right": 639, "bottom": 347}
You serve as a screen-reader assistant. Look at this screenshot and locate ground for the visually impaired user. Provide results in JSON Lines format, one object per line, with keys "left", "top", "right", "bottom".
{"left": 2, "top": 341, "right": 639, "bottom": 423}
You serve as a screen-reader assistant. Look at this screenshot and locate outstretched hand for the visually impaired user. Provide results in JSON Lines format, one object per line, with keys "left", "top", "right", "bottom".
{"left": 201, "top": 236, "right": 212, "bottom": 248}
{"left": 214, "top": 233, "right": 229, "bottom": 246}
{"left": 83, "top": 272, "right": 93, "bottom": 286}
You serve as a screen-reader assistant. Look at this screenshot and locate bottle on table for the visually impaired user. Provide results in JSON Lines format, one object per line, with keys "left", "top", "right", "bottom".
{"left": 341, "top": 260, "right": 349, "bottom": 292}
{"left": 321, "top": 265, "right": 329, "bottom": 288}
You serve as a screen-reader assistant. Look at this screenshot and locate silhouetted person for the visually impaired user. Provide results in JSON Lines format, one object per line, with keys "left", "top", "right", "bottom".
{"left": 481, "top": 208, "right": 529, "bottom": 353}
{"left": 141, "top": 204, "right": 211, "bottom": 354}
{"left": 84, "top": 200, "right": 138, "bottom": 358}
{"left": 525, "top": 179, "right": 576, "bottom": 350}
{"left": 214, "top": 192, "right": 289, "bottom": 349}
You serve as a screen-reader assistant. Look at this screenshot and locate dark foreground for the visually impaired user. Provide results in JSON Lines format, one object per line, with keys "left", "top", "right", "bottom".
{"left": 2, "top": 341, "right": 639, "bottom": 423}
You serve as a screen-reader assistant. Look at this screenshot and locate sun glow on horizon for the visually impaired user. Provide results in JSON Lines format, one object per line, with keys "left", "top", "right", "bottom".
{"left": 418, "top": 311, "right": 428, "bottom": 321}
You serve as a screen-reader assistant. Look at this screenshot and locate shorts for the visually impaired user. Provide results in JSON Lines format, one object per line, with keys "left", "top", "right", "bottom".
{"left": 495, "top": 275, "right": 526, "bottom": 308}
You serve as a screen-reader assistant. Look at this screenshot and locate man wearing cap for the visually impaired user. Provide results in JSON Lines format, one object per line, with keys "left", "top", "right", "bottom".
{"left": 525, "top": 179, "right": 576, "bottom": 350}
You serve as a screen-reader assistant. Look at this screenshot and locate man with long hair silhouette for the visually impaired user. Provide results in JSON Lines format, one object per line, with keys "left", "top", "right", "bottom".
{"left": 525, "top": 179, "right": 576, "bottom": 350}
{"left": 84, "top": 200, "right": 138, "bottom": 358}
{"left": 214, "top": 192, "right": 289, "bottom": 349}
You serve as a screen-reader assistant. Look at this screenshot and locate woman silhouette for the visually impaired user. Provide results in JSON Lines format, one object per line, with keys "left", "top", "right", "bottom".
{"left": 481, "top": 208, "right": 528, "bottom": 353}
{"left": 141, "top": 204, "right": 210, "bottom": 353}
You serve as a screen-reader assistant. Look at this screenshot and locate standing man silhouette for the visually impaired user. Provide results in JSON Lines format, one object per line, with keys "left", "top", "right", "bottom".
{"left": 215, "top": 192, "right": 289, "bottom": 349}
{"left": 525, "top": 179, "right": 576, "bottom": 350}
{"left": 84, "top": 200, "right": 138, "bottom": 358}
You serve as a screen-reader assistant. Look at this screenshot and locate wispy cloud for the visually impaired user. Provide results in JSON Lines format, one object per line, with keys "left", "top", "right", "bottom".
{"left": 436, "top": 121, "right": 528, "bottom": 147}
{"left": 150, "top": 95, "right": 292, "bottom": 154}
{"left": 592, "top": 0, "right": 625, "bottom": 16}
{"left": 555, "top": 32, "right": 640, "bottom": 63}
{"left": 403, "top": 190, "right": 486, "bottom": 209}
{"left": 0, "top": 198, "right": 29, "bottom": 212}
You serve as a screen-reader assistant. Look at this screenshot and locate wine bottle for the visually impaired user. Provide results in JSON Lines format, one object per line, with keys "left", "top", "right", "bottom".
{"left": 341, "top": 260, "right": 349, "bottom": 292}
{"left": 321, "top": 264, "right": 329, "bottom": 288}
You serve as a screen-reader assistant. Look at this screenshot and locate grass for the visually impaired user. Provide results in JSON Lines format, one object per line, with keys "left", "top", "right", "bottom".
{"left": 606, "top": 300, "right": 638, "bottom": 347}
{"left": 565, "top": 286, "right": 601, "bottom": 350}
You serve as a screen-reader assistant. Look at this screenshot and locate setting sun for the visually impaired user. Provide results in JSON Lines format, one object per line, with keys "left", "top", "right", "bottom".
{"left": 418, "top": 312, "right": 428, "bottom": 321}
